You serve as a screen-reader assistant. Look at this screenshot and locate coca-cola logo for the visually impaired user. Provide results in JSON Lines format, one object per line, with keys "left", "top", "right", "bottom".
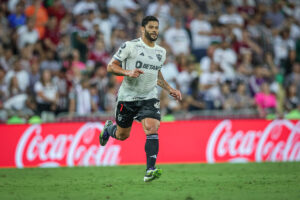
{"left": 15, "top": 123, "right": 121, "bottom": 168}
{"left": 206, "top": 120, "right": 300, "bottom": 163}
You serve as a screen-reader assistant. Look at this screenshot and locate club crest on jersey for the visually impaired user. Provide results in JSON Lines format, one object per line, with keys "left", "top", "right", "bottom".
{"left": 154, "top": 102, "right": 160, "bottom": 109}
{"left": 156, "top": 54, "right": 162, "bottom": 61}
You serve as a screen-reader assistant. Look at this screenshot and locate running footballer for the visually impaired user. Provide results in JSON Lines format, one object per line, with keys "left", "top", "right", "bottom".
{"left": 99, "top": 16, "right": 182, "bottom": 182}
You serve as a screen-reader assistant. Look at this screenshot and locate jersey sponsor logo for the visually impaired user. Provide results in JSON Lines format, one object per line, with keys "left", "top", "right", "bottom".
{"left": 135, "top": 61, "right": 162, "bottom": 70}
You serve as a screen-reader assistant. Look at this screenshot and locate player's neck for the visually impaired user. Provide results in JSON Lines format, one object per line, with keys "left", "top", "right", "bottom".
{"left": 141, "top": 36, "right": 155, "bottom": 47}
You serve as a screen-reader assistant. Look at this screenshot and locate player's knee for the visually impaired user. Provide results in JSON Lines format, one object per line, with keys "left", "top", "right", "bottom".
{"left": 144, "top": 124, "right": 159, "bottom": 134}
{"left": 117, "top": 132, "right": 130, "bottom": 141}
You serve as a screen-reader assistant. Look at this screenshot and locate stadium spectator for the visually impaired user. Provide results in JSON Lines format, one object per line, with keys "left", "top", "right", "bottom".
{"left": 69, "top": 78, "right": 97, "bottom": 116}
{"left": 107, "top": 0, "right": 139, "bottom": 18}
{"left": 273, "top": 28, "right": 296, "bottom": 75}
{"left": 164, "top": 19, "right": 190, "bottom": 56}
{"left": 213, "top": 38, "right": 237, "bottom": 80}
{"left": 53, "top": 68, "right": 69, "bottom": 113}
{"left": 0, "top": 45, "right": 14, "bottom": 71}
{"left": 44, "top": 16, "right": 60, "bottom": 51}
{"left": 146, "top": 0, "right": 171, "bottom": 32}
{"left": 7, "top": 2, "right": 26, "bottom": 29}
{"left": 71, "top": 15, "right": 90, "bottom": 62}
{"left": 199, "top": 61, "right": 223, "bottom": 109}
{"left": 17, "top": 17, "right": 39, "bottom": 49}
{"left": 0, "top": 67, "right": 7, "bottom": 102}
{"left": 28, "top": 60, "right": 41, "bottom": 94}
{"left": 190, "top": 12, "right": 212, "bottom": 61}
{"left": 47, "top": 0, "right": 67, "bottom": 24}
{"left": 4, "top": 58, "right": 29, "bottom": 92}
{"left": 3, "top": 75, "right": 27, "bottom": 111}
{"left": 34, "top": 69, "right": 58, "bottom": 114}
{"left": 40, "top": 50, "right": 61, "bottom": 73}
{"left": 285, "top": 83, "right": 300, "bottom": 112}
{"left": 255, "top": 82, "right": 277, "bottom": 117}
{"left": 73, "top": 0, "right": 99, "bottom": 16}
{"left": 233, "top": 81, "right": 255, "bottom": 109}
{"left": 25, "top": 0, "right": 48, "bottom": 38}
{"left": 88, "top": 39, "right": 110, "bottom": 67}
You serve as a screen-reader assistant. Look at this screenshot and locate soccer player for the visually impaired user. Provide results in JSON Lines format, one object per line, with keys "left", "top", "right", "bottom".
{"left": 99, "top": 16, "right": 182, "bottom": 182}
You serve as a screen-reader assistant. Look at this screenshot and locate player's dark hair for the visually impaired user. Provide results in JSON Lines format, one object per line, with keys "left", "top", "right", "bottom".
{"left": 141, "top": 16, "right": 159, "bottom": 27}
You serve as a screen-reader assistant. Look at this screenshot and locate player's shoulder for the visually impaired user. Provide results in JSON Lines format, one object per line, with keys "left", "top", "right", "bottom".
{"left": 121, "top": 38, "right": 141, "bottom": 49}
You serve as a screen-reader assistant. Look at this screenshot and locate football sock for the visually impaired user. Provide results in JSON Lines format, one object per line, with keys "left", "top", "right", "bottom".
{"left": 145, "top": 133, "right": 159, "bottom": 170}
{"left": 107, "top": 124, "right": 117, "bottom": 138}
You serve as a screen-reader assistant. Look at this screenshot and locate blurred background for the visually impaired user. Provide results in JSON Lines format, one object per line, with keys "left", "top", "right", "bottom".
{"left": 0, "top": 0, "right": 299, "bottom": 124}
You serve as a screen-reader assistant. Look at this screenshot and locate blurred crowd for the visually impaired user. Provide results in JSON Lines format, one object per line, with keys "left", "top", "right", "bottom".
{"left": 0, "top": 0, "right": 300, "bottom": 123}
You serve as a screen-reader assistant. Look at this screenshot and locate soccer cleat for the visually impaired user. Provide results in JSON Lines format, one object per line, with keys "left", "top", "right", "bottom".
{"left": 144, "top": 168, "right": 162, "bottom": 182}
{"left": 99, "top": 120, "right": 113, "bottom": 146}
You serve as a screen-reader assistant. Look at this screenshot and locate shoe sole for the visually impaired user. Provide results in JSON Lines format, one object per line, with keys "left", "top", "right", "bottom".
{"left": 99, "top": 120, "right": 113, "bottom": 146}
{"left": 144, "top": 169, "right": 162, "bottom": 182}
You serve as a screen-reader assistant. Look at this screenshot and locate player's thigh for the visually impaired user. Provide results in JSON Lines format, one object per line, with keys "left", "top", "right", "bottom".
{"left": 142, "top": 118, "right": 160, "bottom": 135}
{"left": 115, "top": 101, "right": 136, "bottom": 139}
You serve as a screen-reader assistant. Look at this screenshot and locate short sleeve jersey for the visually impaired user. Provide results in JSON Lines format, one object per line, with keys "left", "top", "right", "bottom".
{"left": 113, "top": 38, "right": 166, "bottom": 102}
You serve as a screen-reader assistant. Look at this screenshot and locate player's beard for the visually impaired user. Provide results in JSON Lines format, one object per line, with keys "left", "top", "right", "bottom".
{"left": 145, "top": 30, "right": 158, "bottom": 42}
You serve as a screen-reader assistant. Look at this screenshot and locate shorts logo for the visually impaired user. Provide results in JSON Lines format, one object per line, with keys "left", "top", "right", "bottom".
{"left": 118, "top": 114, "right": 122, "bottom": 122}
{"left": 154, "top": 102, "right": 160, "bottom": 109}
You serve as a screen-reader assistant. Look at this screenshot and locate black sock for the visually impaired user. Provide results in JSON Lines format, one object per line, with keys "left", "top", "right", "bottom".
{"left": 145, "top": 134, "right": 159, "bottom": 170}
{"left": 107, "top": 124, "right": 117, "bottom": 138}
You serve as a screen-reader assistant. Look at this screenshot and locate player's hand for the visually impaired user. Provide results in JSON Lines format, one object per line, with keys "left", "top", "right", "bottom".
{"left": 169, "top": 88, "right": 182, "bottom": 101}
{"left": 127, "top": 69, "right": 144, "bottom": 78}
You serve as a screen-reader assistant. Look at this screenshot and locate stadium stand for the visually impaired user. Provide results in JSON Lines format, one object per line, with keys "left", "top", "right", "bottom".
{"left": 0, "top": 0, "right": 300, "bottom": 123}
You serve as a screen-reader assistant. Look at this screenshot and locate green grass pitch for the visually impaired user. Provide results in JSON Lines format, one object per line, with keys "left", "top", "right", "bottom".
{"left": 0, "top": 162, "right": 299, "bottom": 200}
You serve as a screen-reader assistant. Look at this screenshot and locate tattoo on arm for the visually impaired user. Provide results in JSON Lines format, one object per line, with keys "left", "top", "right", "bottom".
{"left": 157, "top": 70, "right": 172, "bottom": 92}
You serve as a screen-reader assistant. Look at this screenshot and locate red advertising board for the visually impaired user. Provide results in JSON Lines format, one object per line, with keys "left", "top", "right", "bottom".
{"left": 0, "top": 120, "right": 299, "bottom": 168}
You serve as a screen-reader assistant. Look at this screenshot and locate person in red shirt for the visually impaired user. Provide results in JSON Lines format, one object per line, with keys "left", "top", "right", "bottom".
{"left": 44, "top": 16, "right": 60, "bottom": 51}
{"left": 47, "top": 0, "right": 67, "bottom": 25}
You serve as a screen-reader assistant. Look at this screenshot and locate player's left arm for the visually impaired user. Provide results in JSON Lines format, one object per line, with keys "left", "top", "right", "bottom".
{"left": 157, "top": 70, "right": 182, "bottom": 101}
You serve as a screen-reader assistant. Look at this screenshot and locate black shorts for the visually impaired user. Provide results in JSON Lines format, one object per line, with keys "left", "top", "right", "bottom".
{"left": 115, "top": 98, "right": 161, "bottom": 128}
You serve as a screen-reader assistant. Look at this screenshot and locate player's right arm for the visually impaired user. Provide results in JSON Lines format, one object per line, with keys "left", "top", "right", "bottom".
{"left": 107, "top": 59, "right": 144, "bottom": 78}
{"left": 107, "top": 41, "right": 144, "bottom": 78}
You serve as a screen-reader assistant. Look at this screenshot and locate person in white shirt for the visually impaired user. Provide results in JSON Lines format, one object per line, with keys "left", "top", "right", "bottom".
{"left": 213, "top": 39, "right": 237, "bottom": 80}
{"left": 73, "top": 0, "right": 99, "bottom": 16}
{"left": 17, "top": 18, "right": 39, "bottom": 49}
{"left": 199, "top": 62, "right": 223, "bottom": 109}
{"left": 164, "top": 19, "right": 191, "bottom": 56}
{"left": 219, "top": 4, "right": 244, "bottom": 41}
{"left": 34, "top": 69, "right": 58, "bottom": 114}
{"left": 107, "top": 0, "right": 139, "bottom": 17}
{"left": 4, "top": 58, "right": 29, "bottom": 93}
{"left": 146, "top": 0, "right": 170, "bottom": 32}
{"left": 218, "top": 4, "right": 244, "bottom": 26}
{"left": 190, "top": 12, "right": 212, "bottom": 61}
{"left": 273, "top": 28, "right": 296, "bottom": 73}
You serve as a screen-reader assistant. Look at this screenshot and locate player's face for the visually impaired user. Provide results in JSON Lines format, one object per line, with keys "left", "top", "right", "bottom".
{"left": 143, "top": 21, "right": 159, "bottom": 42}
